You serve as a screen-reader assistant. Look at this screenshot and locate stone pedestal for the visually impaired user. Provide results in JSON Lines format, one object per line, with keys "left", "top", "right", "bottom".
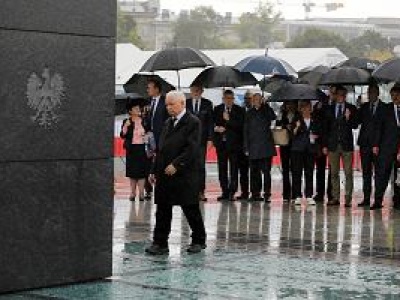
{"left": 0, "top": 1, "right": 115, "bottom": 293}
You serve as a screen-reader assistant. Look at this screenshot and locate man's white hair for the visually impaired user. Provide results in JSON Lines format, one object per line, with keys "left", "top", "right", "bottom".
{"left": 166, "top": 91, "right": 186, "bottom": 103}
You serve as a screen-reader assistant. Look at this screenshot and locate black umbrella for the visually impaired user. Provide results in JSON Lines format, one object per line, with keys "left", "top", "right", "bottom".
{"left": 372, "top": 58, "right": 400, "bottom": 83}
{"left": 139, "top": 47, "right": 216, "bottom": 88}
{"left": 269, "top": 82, "right": 321, "bottom": 102}
{"left": 298, "top": 65, "right": 331, "bottom": 86}
{"left": 123, "top": 74, "right": 175, "bottom": 97}
{"left": 336, "top": 57, "right": 380, "bottom": 72}
{"left": 191, "top": 66, "right": 258, "bottom": 88}
{"left": 319, "top": 67, "right": 371, "bottom": 85}
{"left": 234, "top": 54, "right": 297, "bottom": 77}
{"left": 259, "top": 74, "right": 296, "bottom": 93}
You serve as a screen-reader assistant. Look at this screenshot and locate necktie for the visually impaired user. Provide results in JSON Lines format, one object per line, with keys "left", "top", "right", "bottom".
{"left": 150, "top": 99, "right": 156, "bottom": 130}
{"left": 337, "top": 104, "right": 343, "bottom": 118}
{"left": 195, "top": 99, "right": 200, "bottom": 114}
{"left": 371, "top": 103, "right": 376, "bottom": 115}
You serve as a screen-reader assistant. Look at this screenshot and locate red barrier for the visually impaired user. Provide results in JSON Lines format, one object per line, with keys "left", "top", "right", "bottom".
{"left": 114, "top": 137, "right": 361, "bottom": 168}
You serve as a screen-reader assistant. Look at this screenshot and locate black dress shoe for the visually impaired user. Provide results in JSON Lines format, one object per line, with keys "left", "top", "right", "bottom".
{"left": 199, "top": 193, "right": 207, "bottom": 202}
{"left": 250, "top": 194, "right": 262, "bottom": 201}
{"left": 129, "top": 196, "right": 135, "bottom": 202}
{"left": 139, "top": 197, "right": 145, "bottom": 202}
{"left": 145, "top": 193, "right": 152, "bottom": 200}
{"left": 327, "top": 200, "right": 340, "bottom": 206}
{"left": 187, "top": 244, "right": 206, "bottom": 254}
{"left": 358, "top": 201, "right": 370, "bottom": 207}
{"left": 217, "top": 194, "right": 229, "bottom": 201}
{"left": 145, "top": 244, "right": 169, "bottom": 255}
{"left": 344, "top": 203, "right": 352, "bottom": 208}
{"left": 370, "top": 204, "right": 383, "bottom": 210}
{"left": 237, "top": 193, "right": 249, "bottom": 200}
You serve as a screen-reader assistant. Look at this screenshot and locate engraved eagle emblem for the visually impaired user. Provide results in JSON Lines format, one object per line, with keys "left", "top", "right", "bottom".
{"left": 27, "top": 68, "right": 65, "bottom": 128}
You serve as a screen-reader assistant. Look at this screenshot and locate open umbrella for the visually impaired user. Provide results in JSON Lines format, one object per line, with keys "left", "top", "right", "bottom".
{"left": 139, "top": 47, "right": 216, "bottom": 89}
{"left": 123, "top": 74, "right": 175, "bottom": 97}
{"left": 191, "top": 66, "right": 257, "bottom": 88}
{"left": 269, "top": 82, "right": 322, "bottom": 102}
{"left": 319, "top": 67, "right": 371, "bottom": 86}
{"left": 372, "top": 58, "right": 400, "bottom": 83}
{"left": 336, "top": 57, "right": 380, "bottom": 72}
{"left": 234, "top": 53, "right": 297, "bottom": 77}
{"left": 298, "top": 65, "right": 331, "bottom": 86}
{"left": 259, "top": 74, "right": 296, "bottom": 93}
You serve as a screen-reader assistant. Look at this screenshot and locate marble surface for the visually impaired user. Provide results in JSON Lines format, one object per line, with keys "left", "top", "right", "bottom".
{"left": 3, "top": 167, "right": 400, "bottom": 299}
{"left": 0, "top": 159, "right": 113, "bottom": 293}
{"left": 0, "top": 0, "right": 116, "bottom": 37}
{"left": 0, "top": 29, "right": 115, "bottom": 162}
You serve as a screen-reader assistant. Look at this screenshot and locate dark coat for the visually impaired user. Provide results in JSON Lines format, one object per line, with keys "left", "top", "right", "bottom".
{"left": 120, "top": 118, "right": 145, "bottom": 149}
{"left": 213, "top": 104, "right": 245, "bottom": 153}
{"left": 144, "top": 96, "right": 168, "bottom": 148}
{"left": 356, "top": 100, "right": 385, "bottom": 148}
{"left": 373, "top": 103, "right": 400, "bottom": 156}
{"left": 322, "top": 102, "right": 358, "bottom": 152}
{"left": 290, "top": 116, "right": 320, "bottom": 153}
{"left": 152, "top": 112, "right": 201, "bottom": 206}
{"left": 186, "top": 97, "right": 214, "bottom": 146}
{"left": 244, "top": 104, "right": 277, "bottom": 160}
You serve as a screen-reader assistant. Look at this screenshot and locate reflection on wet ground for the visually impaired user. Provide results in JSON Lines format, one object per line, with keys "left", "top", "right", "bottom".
{"left": 4, "top": 166, "right": 400, "bottom": 299}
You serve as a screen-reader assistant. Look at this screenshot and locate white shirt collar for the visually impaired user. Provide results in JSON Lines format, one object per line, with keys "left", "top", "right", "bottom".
{"left": 174, "top": 109, "right": 186, "bottom": 124}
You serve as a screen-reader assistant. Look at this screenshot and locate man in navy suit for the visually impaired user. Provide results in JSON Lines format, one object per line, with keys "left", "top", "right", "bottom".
{"left": 186, "top": 84, "right": 214, "bottom": 201}
{"left": 372, "top": 85, "right": 400, "bottom": 210}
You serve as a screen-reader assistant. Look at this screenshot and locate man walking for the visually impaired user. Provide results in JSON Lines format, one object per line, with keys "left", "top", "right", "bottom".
{"left": 146, "top": 91, "right": 207, "bottom": 255}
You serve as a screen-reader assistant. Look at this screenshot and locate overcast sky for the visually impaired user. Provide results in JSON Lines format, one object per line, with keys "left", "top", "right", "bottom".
{"left": 160, "top": 0, "right": 399, "bottom": 19}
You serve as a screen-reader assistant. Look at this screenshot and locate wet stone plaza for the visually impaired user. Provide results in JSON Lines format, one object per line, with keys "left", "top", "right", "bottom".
{"left": 3, "top": 165, "right": 400, "bottom": 299}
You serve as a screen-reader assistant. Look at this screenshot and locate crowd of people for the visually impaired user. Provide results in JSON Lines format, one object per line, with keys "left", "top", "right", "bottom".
{"left": 120, "top": 78, "right": 400, "bottom": 212}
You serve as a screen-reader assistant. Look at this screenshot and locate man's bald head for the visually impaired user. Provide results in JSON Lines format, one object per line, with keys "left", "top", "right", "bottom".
{"left": 166, "top": 91, "right": 186, "bottom": 117}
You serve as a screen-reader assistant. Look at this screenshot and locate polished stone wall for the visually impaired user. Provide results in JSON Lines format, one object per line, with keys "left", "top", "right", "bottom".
{"left": 0, "top": 1, "right": 115, "bottom": 293}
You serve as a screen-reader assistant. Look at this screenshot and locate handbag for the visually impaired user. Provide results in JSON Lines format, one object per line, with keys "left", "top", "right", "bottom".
{"left": 272, "top": 128, "right": 290, "bottom": 146}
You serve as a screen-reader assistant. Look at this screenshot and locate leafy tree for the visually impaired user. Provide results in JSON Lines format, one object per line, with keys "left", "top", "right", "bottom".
{"left": 236, "top": 3, "right": 281, "bottom": 48}
{"left": 350, "top": 30, "right": 392, "bottom": 57}
{"left": 117, "top": 4, "right": 145, "bottom": 49}
{"left": 172, "top": 6, "right": 224, "bottom": 49}
{"left": 286, "top": 27, "right": 353, "bottom": 56}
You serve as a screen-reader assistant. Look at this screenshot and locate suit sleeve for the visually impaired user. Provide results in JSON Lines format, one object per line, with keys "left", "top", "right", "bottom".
{"left": 207, "top": 102, "right": 214, "bottom": 141}
{"left": 243, "top": 112, "right": 249, "bottom": 153}
{"left": 372, "top": 105, "right": 385, "bottom": 147}
{"left": 120, "top": 119, "right": 128, "bottom": 139}
{"left": 172, "top": 119, "right": 201, "bottom": 173}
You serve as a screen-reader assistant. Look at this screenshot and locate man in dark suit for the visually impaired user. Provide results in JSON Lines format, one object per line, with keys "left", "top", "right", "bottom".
{"left": 356, "top": 82, "right": 385, "bottom": 207}
{"left": 322, "top": 85, "right": 358, "bottom": 207}
{"left": 143, "top": 79, "right": 169, "bottom": 200}
{"left": 186, "top": 84, "right": 214, "bottom": 202}
{"left": 213, "top": 89, "right": 245, "bottom": 201}
{"left": 372, "top": 85, "right": 400, "bottom": 210}
{"left": 145, "top": 91, "right": 206, "bottom": 255}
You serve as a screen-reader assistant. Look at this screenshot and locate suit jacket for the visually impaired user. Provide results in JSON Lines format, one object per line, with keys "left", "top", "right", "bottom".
{"left": 152, "top": 112, "right": 201, "bottom": 206}
{"left": 120, "top": 118, "right": 145, "bottom": 149}
{"left": 356, "top": 100, "right": 385, "bottom": 148}
{"left": 186, "top": 97, "right": 214, "bottom": 146}
{"left": 244, "top": 104, "right": 276, "bottom": 159}
{"left": 290, "top": 116, "right": 320, "bottom": 153}
{"left": 213, "top": 104, "right": 245, "bottom": 153}
{"left": 322, "top": 102, "right": 358, "bottom": 152}
{"left": 374, "top": 103, "right": 400, "bottom": 156}
{"left": 144, "top": 96, "right": 168, "bottom": 149}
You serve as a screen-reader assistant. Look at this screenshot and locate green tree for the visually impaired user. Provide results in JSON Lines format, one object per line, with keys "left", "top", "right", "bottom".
{"left": 236, "top": 3, "right": 281, "bottom": 48}
{"left": 172, "top": 6, "right": 224, "bottom": 49}
{"left": 350, "top": 30, "right": 392, "bottom": 57}
{"left": 117, "top": 5, "right": 145, "bottom": 48}
{"left": 286, "top": 28, "right": 353, "bottom": 56}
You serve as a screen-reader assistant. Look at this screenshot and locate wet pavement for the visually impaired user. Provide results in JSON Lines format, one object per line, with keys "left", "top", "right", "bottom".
{"left": 3, "top": 164, "right": 400, "bottom": 299}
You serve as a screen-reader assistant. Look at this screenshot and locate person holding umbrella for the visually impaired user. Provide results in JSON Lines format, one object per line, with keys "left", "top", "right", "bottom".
{"left": 290, "top": 101, "right": 320, "bottom": 206}
{"left": 120, "top": 99, "right": 155, "bottom": 202}
{"left": 186, "top": 84, "right": 214, "bottom": 202}
{"left": 213, "top": 89, "right": 245, "bottom": 201}
{"left": 322, "top": 85, "right": 358, "bottom": 207}
{"left": 244, "top": 90, "right": 277, "bottom": 201}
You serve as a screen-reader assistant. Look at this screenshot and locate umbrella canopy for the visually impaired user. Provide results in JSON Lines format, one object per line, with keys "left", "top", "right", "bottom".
{"left": 259, "top": 74, "right": 295, "bottom": 93}
{"left": 191, "top": 66, "right": 258, "bottom": 88}
{"left": 234, "top": 55, "right": 297, "bottom": 77}
{"left": 319, "top": 67, "right": 371, "bottom": 86}
{"left": 372, "top": 58, "right": 400, "bottom": 83}
{"left": 298, "top": 65, "right": 331, "bottom": 86}
{"left": 123, "top": 74, "right": 175, "bottom": 97}
{"left": 336, "top": 57, "right": 380, "bottom": 72}
{"left": 139, "top": 47, "right": 215, "bottom": 89}
{"left": 269, "top": 82, "right": 322, "bottom": 102}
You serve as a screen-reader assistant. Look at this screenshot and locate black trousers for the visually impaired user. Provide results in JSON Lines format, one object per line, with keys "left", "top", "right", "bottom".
{"left": 153, "top": 203, "right": 206, "bottom": 247}
{"left": 280, "top": 145, "right": 292, "bottom": 200}
{"left": 238, "top": 151, "right": 249, "bottom": 195}
{"left": 375, "top": 152, "right": 400, "bottom": 207}
{"left": 198, "top": 145, "right": 207, "bottom": 193}
{"left": 250, "top": 157, "right": 272, "bottom": 197}
{"left": 291, "top": 151, "right": 315, "bottom": 199}
{"left": 315, "top": 153, "right": 332, "bottom": 200}
{"left": 360, "top": 147, "right": 377, "bottom": 203}
{"left": 216, "top": 144, "right": 239, "bottom": 195}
